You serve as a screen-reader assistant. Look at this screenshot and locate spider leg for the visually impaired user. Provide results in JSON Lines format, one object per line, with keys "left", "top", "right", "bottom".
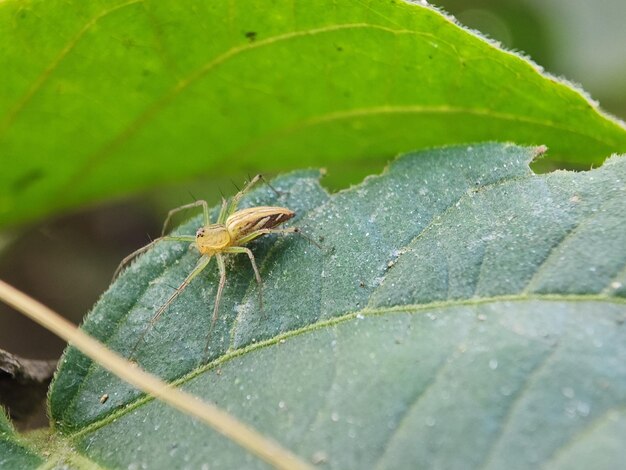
{"left": 236, "top": 226, "right": 323, "bottom": 254}
{"left": 258, "top": 175, "right": 281, "bottom": 198}
{"left": 235, "top": 227, "right": 298, "bottom": 246}
{"left": 222, "top": 174, "right": 284, "bottom": 225}
{"left": 129, "top": 254, "right": 213, "bottom": 359}
{"left": 217, "top": 197, "right": 229, "bottom": 224}
{"left": 161, "top": 200, "right": 210, "bottom": 236}
{"left": 226, "top": 174, "right": 264, "bottom": 216}
{"left": 224, "top": 246, "right": 263, "bottom": 311}
{"left": 291, "top": 228, "right": 323, "bottom": 250}
{"left": 205, "top": 253, "right": 227, "bottom": 356}
{"left": 113, "top": 235, "right": 196, "bottom": 280}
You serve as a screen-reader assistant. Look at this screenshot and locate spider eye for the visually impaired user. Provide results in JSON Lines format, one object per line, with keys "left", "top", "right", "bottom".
{"left": 196, "top": 228, "right": 205, "bottom": 237}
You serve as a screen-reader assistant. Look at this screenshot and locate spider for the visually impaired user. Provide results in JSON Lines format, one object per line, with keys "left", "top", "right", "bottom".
{"left": 114, "top": 175, "right": 300, "bottom": 357}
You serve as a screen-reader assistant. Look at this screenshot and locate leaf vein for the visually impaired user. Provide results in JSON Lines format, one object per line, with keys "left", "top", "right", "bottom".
{"left": 477, "top": 343, "right": 560, "bottom": 470}
{"left": 229, "top": 106, "right": 619, "bottom": 165}
{"left": 541, "top": 406, "right": 626, "bottom": 467}
{"left": 0, "top": 0, "right": 145, "bottom": 135}
{"left": 371, "top": 343, "right": 466, "bottom": 470}
{"left": 522, "top": 188, "right": 621, "bottom": 294}
{"left": 62, "top": 23, "right": 433, "bottom": 188}
{"left": 368, "top": 173, "right": 533, "bottom": 307}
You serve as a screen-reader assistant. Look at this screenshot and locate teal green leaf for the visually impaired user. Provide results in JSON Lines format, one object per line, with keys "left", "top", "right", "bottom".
{"left": 44, "top": 144, "right": 626, "bottom": 468}
{"left": 0, "top": 408, "right": 42, "bottom": 468}
{"left": 1, "top": 0, "right": 626, "bottom": 226}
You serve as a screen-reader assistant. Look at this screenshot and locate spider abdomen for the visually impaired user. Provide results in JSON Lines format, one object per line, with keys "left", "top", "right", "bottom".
{"left": 226, "top": 206, "right": 295, "bottom": 239}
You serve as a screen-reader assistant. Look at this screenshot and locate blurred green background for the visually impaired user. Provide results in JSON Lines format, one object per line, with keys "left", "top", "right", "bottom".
{"left": 1, "top": 0, "right": 624, "bottom": 365}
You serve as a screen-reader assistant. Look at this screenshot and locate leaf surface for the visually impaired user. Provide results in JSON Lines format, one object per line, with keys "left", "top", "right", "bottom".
{"left": 1, "top": 0, "right": 626, "bottom": 226}
{"left": 46, "top": 144, "right": 626, "bottom": 468}
{"left": 0, "top": 409, "right": 42, "bottom": 469}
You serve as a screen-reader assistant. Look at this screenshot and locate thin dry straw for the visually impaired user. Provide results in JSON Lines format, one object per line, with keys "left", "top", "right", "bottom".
{"left": 0, "top": 279, "right": 312, "bottom": 470}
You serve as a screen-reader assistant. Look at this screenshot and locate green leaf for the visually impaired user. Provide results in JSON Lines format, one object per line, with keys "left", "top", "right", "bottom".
{"left": 45, "top": 144, "right": 626, "bottom": 468}
{"left": 2, "top": 0, "right": 626, "bottom": 226}
{"left": 0, "top": 408, "right": 42, "bottom": 468}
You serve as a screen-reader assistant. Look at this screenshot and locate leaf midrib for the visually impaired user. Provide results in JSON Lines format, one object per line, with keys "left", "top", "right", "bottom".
{"left": 63, "top": 293, "right": 626, "bottom": 442}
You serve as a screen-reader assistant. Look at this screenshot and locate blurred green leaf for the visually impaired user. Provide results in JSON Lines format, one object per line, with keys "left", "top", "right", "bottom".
{"left": 0, "top": 409, "right": 42, "bottom": 468}
{"left": 432, "top": 0, "right": 626, "bottom": 120}
{"left": 43, "top": 144, "right": 626, "bottom": 468}
{"left": 1, "top": 0, "right": 625, "bottom": 227}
